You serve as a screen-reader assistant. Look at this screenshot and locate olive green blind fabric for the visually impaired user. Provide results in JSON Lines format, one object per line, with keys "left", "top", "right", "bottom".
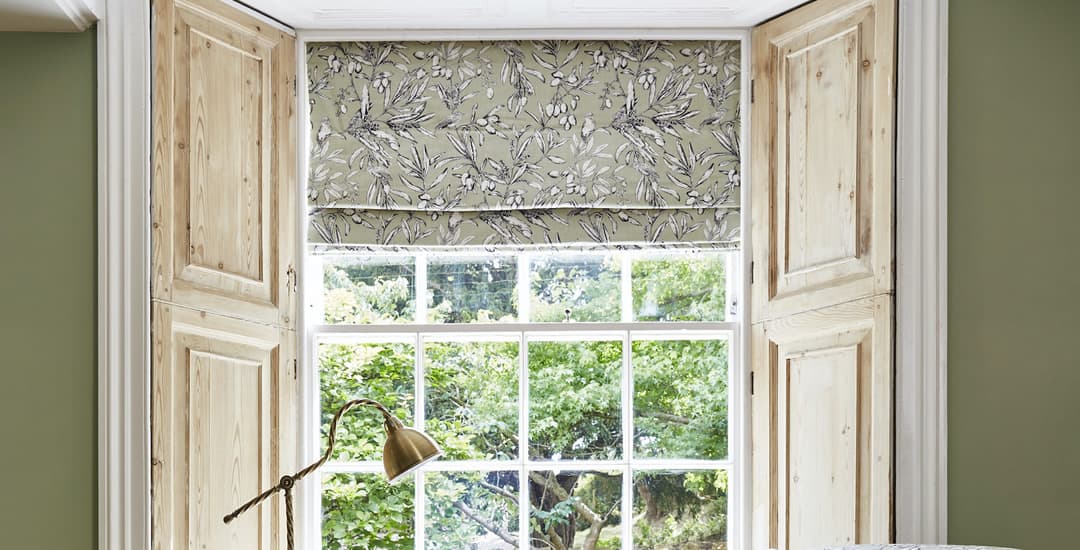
{"left": 307, "top": 40, "right": 741, "bottom": 251}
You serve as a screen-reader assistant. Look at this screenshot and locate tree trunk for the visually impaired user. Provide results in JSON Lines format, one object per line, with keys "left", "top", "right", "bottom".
{"left": 637, "top": 478, "right": 662, "bottom": 522}
{"left": 528, "top": 472, "right": 580, "bottom": 548}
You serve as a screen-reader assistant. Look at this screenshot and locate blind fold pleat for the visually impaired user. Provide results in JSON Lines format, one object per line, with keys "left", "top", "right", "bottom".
{"left": 306, "top": 40, "right": 742, "bottom": 253}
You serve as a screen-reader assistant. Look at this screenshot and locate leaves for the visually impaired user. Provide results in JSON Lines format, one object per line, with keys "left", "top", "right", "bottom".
{"left": 319, "top": 253, "right": 731, "bottom": 548}
{"left": 305, "top": 40, "right": 742, "bottom": 249}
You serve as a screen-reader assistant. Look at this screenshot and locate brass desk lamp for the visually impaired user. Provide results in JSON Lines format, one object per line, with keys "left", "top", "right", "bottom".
{"left": 223, "top": 398, "right": 442, "bottom": 550}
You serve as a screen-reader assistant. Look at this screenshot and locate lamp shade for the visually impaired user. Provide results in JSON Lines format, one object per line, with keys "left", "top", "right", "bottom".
{"left": 383, "top": 425, "right": 443, "bottom": 483}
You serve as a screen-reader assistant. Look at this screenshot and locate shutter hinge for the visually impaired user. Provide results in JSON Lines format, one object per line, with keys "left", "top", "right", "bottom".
{"left": 293, "top": 359, "right": 298, "bottom": 380}
{"left": 750, "top": 371, "right": 755, "bottom": 395}
{"left": 750, "top": 79, "right": 755, "bottom": 103}
{"left": 749, "top": 260, "right": 754, "bottom": 285}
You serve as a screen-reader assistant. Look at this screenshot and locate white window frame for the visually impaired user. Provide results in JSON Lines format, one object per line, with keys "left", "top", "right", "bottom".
{"left": 303, "top": 249, "right": 742, "bottom": 550}
{"left": 95, "top": 2, "right": 950, "bottom": 549}
{"left": 295, "top": 30, "right": 751, "bottom": 550}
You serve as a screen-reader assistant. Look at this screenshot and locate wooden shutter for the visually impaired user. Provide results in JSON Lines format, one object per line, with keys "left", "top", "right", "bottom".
{"left": 150, "top": 1, "right": 297, "bottom": 549}
{"left": 750, "top": 1, "right": 896, "bottom": 549}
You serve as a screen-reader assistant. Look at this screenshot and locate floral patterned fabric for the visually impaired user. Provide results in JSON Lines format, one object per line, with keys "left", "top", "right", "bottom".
{"left": 825, "top": 542, "right": 1019, "bottom": 546}
{"left": 306, "top": 40, "right": 741, "bottom": 251}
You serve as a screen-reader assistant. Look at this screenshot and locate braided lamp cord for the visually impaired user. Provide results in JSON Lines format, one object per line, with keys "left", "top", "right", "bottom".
{"left": 222, "top": 398, "right": 401, "bottom": 550}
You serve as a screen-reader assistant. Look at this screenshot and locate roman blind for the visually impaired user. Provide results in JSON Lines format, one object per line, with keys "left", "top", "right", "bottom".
{"left": 307, "top": 40, "right": 741, "bottom": 252}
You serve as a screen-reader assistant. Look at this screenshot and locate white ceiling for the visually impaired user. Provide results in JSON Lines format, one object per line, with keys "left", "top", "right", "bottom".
{"left": 0, "top": 0, "right": 802, "bottom": 33}
{"left": 243, "top": 0, "right": 805, "bottom": 31}
{"left": 0, "top": 0, "right": 98, "bottom": 32}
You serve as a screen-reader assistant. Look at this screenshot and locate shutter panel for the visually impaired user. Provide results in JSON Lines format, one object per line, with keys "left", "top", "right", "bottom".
{"left": 152, "top": 304, "right": 297, "bottom": 550}
{"left": 750, "top": 1, "right": 896, "bottom": 549}
{"left": 151, "top": 0, "right": 297, "bottom": 329}
{"left": 150, "top": 1, "right": 297, "bottom": 549}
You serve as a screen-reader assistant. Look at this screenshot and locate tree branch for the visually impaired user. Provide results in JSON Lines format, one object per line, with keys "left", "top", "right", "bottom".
{"left": 451, "top": 501, "right": 518, "bottom": 547}
{"left": 527, "top": 471, "right": 606, "bottom": 549}
{"left": 637, "top": 410, "right": 691, "bottom": 425}
{"left": 476, "top": 479, "right": 518, "bottom": 504}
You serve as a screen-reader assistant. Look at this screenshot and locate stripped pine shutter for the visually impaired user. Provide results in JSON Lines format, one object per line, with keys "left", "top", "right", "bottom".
{"left": 150, "top": 0, "right": 297, "bottom": 549}
{"left": 750, "top": 1, "right": 896, "bottom": 549}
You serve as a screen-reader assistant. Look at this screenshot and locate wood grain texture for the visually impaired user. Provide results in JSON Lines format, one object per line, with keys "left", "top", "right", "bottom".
{"left": 751, "top": 0, "right": 895, "bottom": 323}
{"left": 151, "top": 0, "right": 297, "bottom": 329}
{"left": 151, "top": 2, "right": 298, "bottom": 549}
{"left": 751, "top": 1, "right": 896, "bottom": 548}
{"left": 151, "top": 302, "right": 295, "bottom": 550}
{"left": 753, "top": 296, "right": 893, "bottom": 550}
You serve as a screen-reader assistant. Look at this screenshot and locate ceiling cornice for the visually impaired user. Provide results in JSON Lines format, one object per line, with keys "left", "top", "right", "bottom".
{"left": 0, "top": 0, "right": 100, "bottom": 32}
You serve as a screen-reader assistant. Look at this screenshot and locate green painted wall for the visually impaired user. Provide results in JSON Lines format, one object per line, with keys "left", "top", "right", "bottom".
{"left": 2, "top": 4, "right": 1079, "bottom": 549}
{"left": 949, "top": 2, "right": 1080, "bottom": 549}
{"left": 0, "top": 30, "right": 97, "bottom": 548}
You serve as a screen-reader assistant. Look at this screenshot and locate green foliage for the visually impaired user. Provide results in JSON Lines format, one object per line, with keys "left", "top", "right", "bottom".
{"left": 428, "top": 257, "right": 518, "bottom": 323}
{"left": 319, "top": 342, "right": 414, "bottom": 462}
{"left": 426, "top": 472, "right": 519, "bottom": 549}
{"left": 632, "top": 254, "right": 726, "bottom": 321}
{"left": 425, "top": 341, "right": 519, "bottom": 460}
{"left": 319, "top": 251, "right": 731, "bottom": 549}
{"left": 322, "top": 474, "right": 415, "bottom": 550}
{"left": 323, "top": 257, "right": 415, "bottom": 323}
{"left": 530, "top": 254, "right": 621, "bottom": 322}
{"left": 529, "top": 341, "right": 623, "bottom": 460}
{"left": 633, "top": 340, "right": 728, "bottom": 459}
{"left": 633, "top": 471, "right": 728, "bottom": 549}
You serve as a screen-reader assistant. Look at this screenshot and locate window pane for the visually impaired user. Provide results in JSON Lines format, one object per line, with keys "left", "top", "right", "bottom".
{"left": 528, "top": 470, "right": 622, "bottom": 550}
{"left": 529, "top": 253, "right": 621, "bottom": 322}
{"left": 322, "top": 256, "right": 416, "bottom": 324}
{"left": 319, "top": 341, "right": 415, "bottom": 462}
{"left": 425, "top": 340, "right": 520, "bottom": 460}
{"left": 322, "top": 473, "right": 415, "bottom": 550}
{"left": 633, "top": 339, "right": 728, "bottom": 460}
{"left": 632, "top": 470, "right": 728, "bottom": 549}
{"left": 528, "top": 340, "right": 622, "bottom": 460}
{"left": 425, "top": 471, "right": 520, "bottom": 549}
{"left": 428, "top": 255, "right": 517, "bottom": 323}
{"left": 632, "top": 252, "right": 727, "bottom": 321}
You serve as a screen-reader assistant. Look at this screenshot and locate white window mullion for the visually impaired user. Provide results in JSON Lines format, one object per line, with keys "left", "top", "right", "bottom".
{"left": 729, "top": 325, "right": 742, "bottom": 550}
{"left": 307, "top": 254, "right": 743, "bottom": 550}
{"left": 726, "top": 250, "right": 739, "bottom": 320}
{"left": 518, "top": 330, "right": 530, "bottom": 550}
{"left": 311, "top": 321, "right": 739, "bottom": 335}
{"left": 415, "top": 254, "right": 428, "bottom": 323}
{"left": 621, "top": 328, "right": 633, "bottom": 550}
{"left": 518, "top": 254, "right": 530, "bottom": 323}
{"left": 620, "top": 253, "right": 633, "bottom": 322}
{"left": 622, "top": 462, "right": 633, "bottom": 550}
{"left": 304, "top": 330, "right": 323, "bottom": 550}
{"left": 414, "top": 331, "right": 427, "bottom": 550}
{"left": 307, "top": 255, "right": 325, "bottom": 324}
{"left": 414, "top": 471, "right": 426, "bottom": 549}
{"left": 415, "top": 333, "right": 425, "bottom": 432}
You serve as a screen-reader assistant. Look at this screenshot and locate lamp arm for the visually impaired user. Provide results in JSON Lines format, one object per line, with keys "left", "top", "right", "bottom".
{"left": 222, "top": 398, "right": 401, "bottom": 525}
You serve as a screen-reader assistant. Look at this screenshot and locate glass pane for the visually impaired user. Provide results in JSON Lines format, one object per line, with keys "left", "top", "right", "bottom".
{"left": 529, "top": 253, "right": 621, "bottom": 322}
{"left": 528, "top": 470, "right": 622, "bottom": 550}
{"left": 319, "top": 341, "right": 415, "bottom": 461}
{"left": 528, "top": 340, "right": 622, "bottom": 460}
{"left": 425, "top": 471, "right": 520, "bottom": 549}
{"left": 322, "top": 473, "right": 415, "bottom": 550}
{"left": 428, "top": 255, "right": 517, "bottom": 323}
{"left": 632, "top": 252, "right": 727, "bottom": 321}
{"left": 322, "top": 256, "right": 416, "bottom": 324}
{"left": 633, "top": 339, "right": 728, "bottom": 460}
{"left": 425, "top": 340, "right": 520, "bottom": 460}
{"left": 632, "top": 470, "right": 728, "bottom": 549}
